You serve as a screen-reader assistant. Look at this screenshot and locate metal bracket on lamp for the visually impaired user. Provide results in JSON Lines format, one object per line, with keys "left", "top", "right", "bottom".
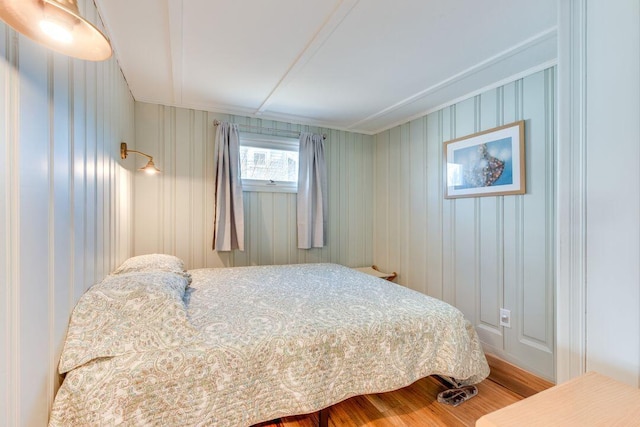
{"left": 120, "top": 142, "right": 160, "bottom": 175}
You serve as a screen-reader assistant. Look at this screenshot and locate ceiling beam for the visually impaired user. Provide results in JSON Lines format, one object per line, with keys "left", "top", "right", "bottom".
{"left": 254, "top": 0, "right": 361, "bottom": 116}
{"left": 166, "top": 0, "right": 184, "bottom": 105}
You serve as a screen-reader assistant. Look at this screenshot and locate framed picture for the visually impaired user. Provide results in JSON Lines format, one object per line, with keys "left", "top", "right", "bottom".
{"left": 444, "top": 120, "right": 525, "bottom": 199}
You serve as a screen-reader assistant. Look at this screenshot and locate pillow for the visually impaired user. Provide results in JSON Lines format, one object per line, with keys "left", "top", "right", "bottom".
{"left": 112, "top": 254, "right": 192, "bottom": 284}
{"left": 58, "top": 271, "right": 200, "bottom": 374}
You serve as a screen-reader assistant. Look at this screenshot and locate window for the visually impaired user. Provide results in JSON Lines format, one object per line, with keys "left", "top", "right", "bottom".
{"left": 239, "top": 133, "right": 299, "bottom": 192}
{"left": 253, "top": 152, "right": 266, "bottom": 166}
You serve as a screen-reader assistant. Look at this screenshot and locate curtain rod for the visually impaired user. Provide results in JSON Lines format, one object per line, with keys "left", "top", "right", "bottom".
{"left": 213, "top": 120, "right": 326, "bottom": 140}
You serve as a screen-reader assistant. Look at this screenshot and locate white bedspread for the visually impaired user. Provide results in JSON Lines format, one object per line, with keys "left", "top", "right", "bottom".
{"left": 50, "top": 263, "right": 489, "bottom": 426}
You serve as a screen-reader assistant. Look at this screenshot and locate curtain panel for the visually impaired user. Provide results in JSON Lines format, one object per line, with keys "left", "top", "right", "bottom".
{"left": 297, "top": 132, "right": 327, "bottom": 249}
{"left": 212, "top": 122, "right": 244, "bottom": 251}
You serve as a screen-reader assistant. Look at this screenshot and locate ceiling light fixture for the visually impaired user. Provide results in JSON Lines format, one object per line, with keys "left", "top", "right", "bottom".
{"left": 120, "top": 142, "right": 160, "bottom": 175}
{"left": 0, "top": 0, "right": 112, "bottom": 61}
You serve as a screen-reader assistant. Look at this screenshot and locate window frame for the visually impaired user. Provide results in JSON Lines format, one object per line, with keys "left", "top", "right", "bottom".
{"left": 239, "top": 132, "right": 299, "bottom": 193}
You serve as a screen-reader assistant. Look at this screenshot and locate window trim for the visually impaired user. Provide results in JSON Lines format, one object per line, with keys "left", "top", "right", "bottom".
{"left": 239, "top": 132, "right": 299, "bottom": 193}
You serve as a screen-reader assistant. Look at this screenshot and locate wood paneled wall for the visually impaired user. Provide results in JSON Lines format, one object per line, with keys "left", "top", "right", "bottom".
{"left": 0, "top": 1, "right": 135, "bottom": 424}
{"left": 373, "top": 68, "right": 556, "bottom": 381}
{"left": 133, "top": 102, "right": 374, "bottom": 269}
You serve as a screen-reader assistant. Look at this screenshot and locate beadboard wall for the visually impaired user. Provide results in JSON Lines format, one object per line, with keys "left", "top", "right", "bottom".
{"left": 133, "top": 102, "right": 374, "bottom": 269}
{"left": 0, "top": 2, "right": 135, "bottom": 425}
{"left": 373, "top": 68, "right": 556, "bottom": 380}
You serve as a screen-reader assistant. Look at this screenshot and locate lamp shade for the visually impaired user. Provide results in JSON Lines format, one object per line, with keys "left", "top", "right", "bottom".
{"left": 0, "top": 0, "right": 112, "bottom": 61}
{"left": 139, "top": 159, "right": 161, "bottom": 175}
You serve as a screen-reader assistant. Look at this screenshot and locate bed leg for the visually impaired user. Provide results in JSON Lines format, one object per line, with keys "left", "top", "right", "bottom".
{"left": 318, "top": 408, "right": 329, "bottom": 427}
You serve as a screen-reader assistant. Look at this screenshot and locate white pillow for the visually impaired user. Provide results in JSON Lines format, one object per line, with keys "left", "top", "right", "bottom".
{"left": 112, "top": 254, "right": 191, "bottom": 284}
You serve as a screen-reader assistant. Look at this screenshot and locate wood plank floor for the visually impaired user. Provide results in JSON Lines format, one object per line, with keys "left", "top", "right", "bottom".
{"left": 254, "top": 376, "right": 524, "bottom": 427}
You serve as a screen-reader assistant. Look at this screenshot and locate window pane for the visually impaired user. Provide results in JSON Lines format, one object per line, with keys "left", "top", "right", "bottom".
{"left": 240, "top": 146, "right": 298, "bottom": 182}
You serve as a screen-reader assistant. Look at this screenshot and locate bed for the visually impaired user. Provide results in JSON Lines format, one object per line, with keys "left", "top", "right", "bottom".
{"left": 49, "top": 255, "right": 489, "bottom": 426}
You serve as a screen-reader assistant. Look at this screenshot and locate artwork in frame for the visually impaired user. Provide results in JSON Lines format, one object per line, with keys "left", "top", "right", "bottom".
{"left": 444, "top": 120, "right": 525, "bottom": 199}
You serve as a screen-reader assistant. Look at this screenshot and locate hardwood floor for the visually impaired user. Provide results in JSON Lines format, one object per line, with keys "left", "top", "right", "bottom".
{"left": 255, "top": 376, "right": 524, "bottom": 427}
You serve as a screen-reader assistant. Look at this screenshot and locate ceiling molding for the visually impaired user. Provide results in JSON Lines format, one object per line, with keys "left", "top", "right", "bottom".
{"left": 255, "top": 0, "right": 361, "bottom": 115}
{"left": 368, "top": 59, "right": 558, "bottom": 135}
{"left": 347, "top": 26, "right": 558, "bottom": 131}
{"left": 134, "top": 96, "right": 367, "bottom": 134}
{"left": 135, "top": 96, "right": 258, "bottom": 117}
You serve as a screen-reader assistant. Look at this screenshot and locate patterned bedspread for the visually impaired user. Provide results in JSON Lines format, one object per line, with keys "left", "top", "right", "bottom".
{"left": 50, "top": 263, "right": 489, "bottom": 426}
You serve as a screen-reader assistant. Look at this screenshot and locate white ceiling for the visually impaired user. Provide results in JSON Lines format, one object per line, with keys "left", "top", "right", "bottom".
{"left": 95, "top": 0, "right": 557, "bottom": 135}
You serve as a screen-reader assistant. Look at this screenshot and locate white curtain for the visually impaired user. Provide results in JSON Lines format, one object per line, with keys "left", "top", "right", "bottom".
{"left": 212, "top": 122, "right": 244, "bottom": 251}
{"left": 297, "top": 132, "right": 327, "bottom": 249}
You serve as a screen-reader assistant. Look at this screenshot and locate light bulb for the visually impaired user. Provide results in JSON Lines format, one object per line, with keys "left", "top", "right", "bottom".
{"left": 139, "top": 159, "right": 161, "bottom": 175}
{"left": 39, "top": 19, "right": 73, "bottom": 44}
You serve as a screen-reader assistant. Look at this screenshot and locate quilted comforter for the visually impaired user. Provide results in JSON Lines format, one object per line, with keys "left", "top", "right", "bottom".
{"left": 50, "top": 263, "right": 489, "bottom": 426}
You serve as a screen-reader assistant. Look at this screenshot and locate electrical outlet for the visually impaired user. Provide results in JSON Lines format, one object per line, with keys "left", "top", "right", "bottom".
{"left": 499, "top": 308, "right": 511, "bottom": 328}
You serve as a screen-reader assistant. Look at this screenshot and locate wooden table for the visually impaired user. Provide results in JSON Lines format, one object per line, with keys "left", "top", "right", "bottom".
{"left": 352, "top": 265, "right": 397, "bottom": 281}
{"left": 476, "top": 371, "right": 640, "bottom": 426}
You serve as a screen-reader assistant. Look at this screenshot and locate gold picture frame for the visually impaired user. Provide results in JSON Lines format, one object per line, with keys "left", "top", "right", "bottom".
{"left": 444, "top": 120, "right": 525, "bottom": 199}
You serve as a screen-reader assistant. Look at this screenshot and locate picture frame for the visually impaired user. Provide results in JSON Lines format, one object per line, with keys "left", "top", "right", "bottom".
{"left": 444, "top": 120, "right": 525, "bottom": 199}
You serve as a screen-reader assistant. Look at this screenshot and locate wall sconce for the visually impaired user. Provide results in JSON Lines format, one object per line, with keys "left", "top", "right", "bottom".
{"left": 120, "top": 142, "right": 160, "bottom": 175}
{"left": 0, "top": 0, "right": 112, "bottom": 61}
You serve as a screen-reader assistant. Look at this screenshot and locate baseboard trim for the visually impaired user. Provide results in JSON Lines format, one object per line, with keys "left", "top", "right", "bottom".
{"left": 485, "top": 353, "right": 554, "bottom": 398}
